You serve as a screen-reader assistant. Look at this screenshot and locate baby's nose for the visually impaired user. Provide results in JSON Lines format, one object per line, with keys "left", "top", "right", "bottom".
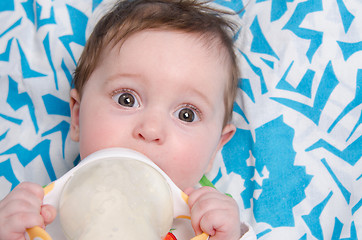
{"left": 133, "top": 112, "right": 165, "bottom": 144}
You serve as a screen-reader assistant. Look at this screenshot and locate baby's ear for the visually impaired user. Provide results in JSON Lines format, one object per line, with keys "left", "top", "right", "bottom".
{"left": 218, "top": 123, "right": 236, "bottom": 150}
{"left": 69, "top": 89, "right": 80, "bottom": 142}
{"left": 206, "top": 124, "right": 236, "bottom": 172}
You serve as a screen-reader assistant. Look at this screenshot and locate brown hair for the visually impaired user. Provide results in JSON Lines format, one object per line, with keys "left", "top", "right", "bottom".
{"left": 73, "top": 0, "right": 239, "bottom": 126}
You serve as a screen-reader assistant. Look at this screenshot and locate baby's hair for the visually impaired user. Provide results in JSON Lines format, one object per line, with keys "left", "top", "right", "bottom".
{"left": 73, "top": 0, "right": 240, "bottom": 126}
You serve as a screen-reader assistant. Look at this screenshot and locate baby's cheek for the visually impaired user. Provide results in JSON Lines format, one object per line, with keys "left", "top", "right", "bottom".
{"left": 175, "top": 161, "right": 207, "bottom": 190}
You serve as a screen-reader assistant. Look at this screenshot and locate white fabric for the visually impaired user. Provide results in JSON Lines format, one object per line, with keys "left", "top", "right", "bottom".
{"left": 0, "top": 0, "right": 361, "bottom": 238}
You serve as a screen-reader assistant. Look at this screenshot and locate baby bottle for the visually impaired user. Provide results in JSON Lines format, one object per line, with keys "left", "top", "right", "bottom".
{"left": 26, "top": 148, "right": 209, "bottom": 240}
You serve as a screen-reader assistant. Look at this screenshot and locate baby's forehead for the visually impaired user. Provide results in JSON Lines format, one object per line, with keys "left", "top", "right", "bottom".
{"left": 106, "top": 29, "right": 232, "bottom": 68}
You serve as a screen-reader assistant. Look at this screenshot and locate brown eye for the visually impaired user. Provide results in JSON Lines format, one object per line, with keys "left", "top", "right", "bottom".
{"left": 179, "top": 108, "right": 195, "bottom": 122}
{"left": 112, "top": 91, "right": 140, "bottom": 108}
{"left": 175, "top": 105, "right": 201, "bottom": 123}
{"left": 118, "top": 93, "right": 135, "bottom": 107}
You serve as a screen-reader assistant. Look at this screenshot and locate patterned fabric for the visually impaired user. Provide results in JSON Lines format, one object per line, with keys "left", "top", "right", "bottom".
{"left": 0, "top": 0, "right": 361, "bottom": 239}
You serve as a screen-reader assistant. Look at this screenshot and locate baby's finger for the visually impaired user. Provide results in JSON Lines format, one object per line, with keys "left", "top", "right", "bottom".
{"left": 189, "top": 195, "right": 225, "bottom": 235}
{"left": 3, "top": 199, "right": 41, "bottom": 218}
{"left": 6, "top": 211, "right": 44, "bottom": 232}
{"left": 190, "top": 197, "right": 227, "bottom": 233}
{"left": 200, "top": 209, "right": 241, "bottom": 240}
{"left": 41, "top": 205, "right": 57, "bottom": 226}
{"left": 199, "top": 209, "right": 222, "bottom": 237}
{"left": 16, "top": 182, "right": 45, "bottom": 201}
{"left": 187, "top": 186, "right": 221, "bottom": 208}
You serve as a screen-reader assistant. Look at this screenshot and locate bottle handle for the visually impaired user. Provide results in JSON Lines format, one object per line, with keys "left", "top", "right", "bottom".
{"left": 191, "top": 232, "right": 210, "bottom": 240}
{"left": 25, "top": 226, "right": 52, "bottom": 240}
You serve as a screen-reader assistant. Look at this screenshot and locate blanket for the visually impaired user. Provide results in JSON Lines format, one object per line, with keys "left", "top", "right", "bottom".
{"left": 0, "top": 0, "right": 361, "bottom": 239}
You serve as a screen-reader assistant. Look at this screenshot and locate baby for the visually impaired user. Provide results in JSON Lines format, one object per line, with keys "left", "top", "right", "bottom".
{"left": 0, "top": 0, "right": 255, "bottom": 239}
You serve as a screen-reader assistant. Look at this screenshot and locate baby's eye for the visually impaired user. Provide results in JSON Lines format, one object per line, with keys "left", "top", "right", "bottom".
{"left": 112, "top": 91, "right": 140, "bottom": 108}
{"left": 174, "top": 106, "right": 200, "bottom": 123}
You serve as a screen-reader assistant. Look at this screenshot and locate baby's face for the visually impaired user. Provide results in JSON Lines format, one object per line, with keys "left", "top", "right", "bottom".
{"left": 70, "top": 30, "right": 235, "bottom": 190}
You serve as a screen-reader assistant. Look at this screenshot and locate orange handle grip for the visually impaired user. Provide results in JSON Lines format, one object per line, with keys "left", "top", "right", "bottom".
{"left": 26, "top": 226, "right": 52, "bottom": 240}
{"left": 191, "top": 232, "right": 209, "bottom": 240}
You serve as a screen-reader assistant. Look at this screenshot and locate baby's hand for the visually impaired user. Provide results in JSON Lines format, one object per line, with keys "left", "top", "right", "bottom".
{"left": 185, "top": 186, "right": 244, "bottom": 240}
{"left": 0, "top": 182, "right": 56, "bottom": 240}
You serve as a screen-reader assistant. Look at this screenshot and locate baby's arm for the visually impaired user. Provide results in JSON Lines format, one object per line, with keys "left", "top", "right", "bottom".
{"left": 0, "top": 182, "right": 56, "bottom": 240}
{"left": 185, "top": 186, "right": 249, "bottom": 240}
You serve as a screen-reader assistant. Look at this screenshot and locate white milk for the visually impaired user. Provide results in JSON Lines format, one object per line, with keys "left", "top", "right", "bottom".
{"left": 59, "top": 158, "right": 173, "bottom": 240}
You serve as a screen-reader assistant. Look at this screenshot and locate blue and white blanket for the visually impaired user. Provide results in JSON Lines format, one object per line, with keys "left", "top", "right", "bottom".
{"left": 0, "top": 0, "right": 361, "bottom": 239}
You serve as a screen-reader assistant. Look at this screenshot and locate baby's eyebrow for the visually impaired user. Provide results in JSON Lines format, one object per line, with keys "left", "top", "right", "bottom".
{"left": 103, "top": 73, "right": 143, "bottom": 88}
{"left": 106, "top": 73, "right": 141, "bottom": 82}
{"left": 184, "top": 87, "right": 213, "bottom": 109}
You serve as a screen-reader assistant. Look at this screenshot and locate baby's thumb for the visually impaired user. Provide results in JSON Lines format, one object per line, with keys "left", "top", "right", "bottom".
{"left": 41, "top": 205, "right": 57, "bottom": 226}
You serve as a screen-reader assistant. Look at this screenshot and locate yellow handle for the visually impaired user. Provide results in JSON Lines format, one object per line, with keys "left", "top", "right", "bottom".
{"left": 26, "top": 226, "right": 52, "bottom": 240}
{"left": 191, "top": 232, "right": 209, "bottom": 240}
